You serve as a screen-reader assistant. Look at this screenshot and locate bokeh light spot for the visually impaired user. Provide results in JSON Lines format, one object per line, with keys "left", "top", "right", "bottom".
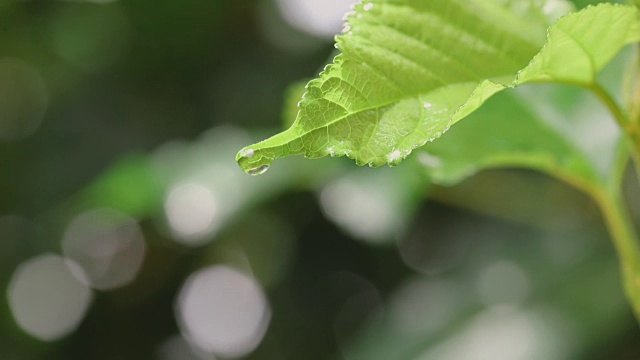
{"left": 0, "top": 59, "right": 48, "bottom": 142}
{"left": 176, "top": 266, "right": 271, "bottom": 358}
{"left": 389, "top": 280, "right": 463, "bottom": 338}
{"left": 165, "top": 182, "right": 219, "bottom": 245}
{"left": 157, "top": 336, "right": 214, "bottom": 360}
{"left": 274, "top": 0, "right": 353, "bottom": 39}
{"left": 476, "top": 260, "right": 531, "bottom": 305}
{"left": 418, "top": 306, "right": 542, "bottom": 360}
{"left": 7, "top": 254, "right": 93, "bottom": 341}
{"left": 320, "top": 178, "right": 398, "bottom": 242}
{"left": 62, "top": 208, "right": 146, "bottom": 290}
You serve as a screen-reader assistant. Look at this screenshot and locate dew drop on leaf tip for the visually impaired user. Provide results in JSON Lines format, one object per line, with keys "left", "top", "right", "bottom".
{"left": 247, "top": 164, "right": 270, "bottom": 176}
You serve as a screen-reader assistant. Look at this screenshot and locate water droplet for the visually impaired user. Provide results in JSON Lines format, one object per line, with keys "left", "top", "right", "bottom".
{"left": 327, "top": 146, "right": 336, "bottom": 157}
{"left": 247, "top": 165, "right": 269, "bottom": 176}
{"left": 239, "top": 148, "right": 255, "bottom": 159}
{"left": 387, "top": 149, "right": 403, "bottom": 166}
{"left": 342, "top": 10, "right": 356, "bottom": 21}
{"left": 363, "top": 3, "right": 374, "bottom": 11}
{"left": 423, "top": 102, "right": 432, "bottom": 109}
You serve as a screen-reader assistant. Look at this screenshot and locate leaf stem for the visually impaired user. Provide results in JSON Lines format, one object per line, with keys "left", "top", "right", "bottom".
{"left": 589, "top": 83, "right": 640, "bottom": 320}
{"left": 595, "top": 190, "right": 640, "bottom": 320}
{"left": 590, "top": 84, "right": 631, "bottom": 128}
{"left": 590, "top": 83, "right": 640, "bottom": 183}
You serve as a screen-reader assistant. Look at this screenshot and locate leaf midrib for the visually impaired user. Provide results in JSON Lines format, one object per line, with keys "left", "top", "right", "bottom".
{"left": 246, "top": 0, "right": 560, "bottom": 164}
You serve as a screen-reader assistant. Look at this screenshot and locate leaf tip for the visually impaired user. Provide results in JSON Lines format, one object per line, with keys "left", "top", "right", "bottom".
{"left": 236, "top": 146, "right": 272, "bottom": 176}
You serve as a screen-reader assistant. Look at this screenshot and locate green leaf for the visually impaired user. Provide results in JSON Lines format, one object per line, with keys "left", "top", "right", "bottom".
{"left": 237, "top": 2, "right": 640, "bottom": 174}
{"left": 417, "top": 46, "right": 634, "bottom": 190}
{"left": 416, "top": 84, "right": 622, "bottom": 189}
{"left": 282, "top": 80, "right": 307, "bottom": 129}
{"left": 516, "top": 4, "right": 640, "bottom": 85}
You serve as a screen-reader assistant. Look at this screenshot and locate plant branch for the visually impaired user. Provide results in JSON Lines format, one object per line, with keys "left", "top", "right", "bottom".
{"left": 590, "top": 83, "right": 640, "bottom": 183}
{"left": 590, "top": 83, "right": 631, "bottom": 128}
{"left": 595, "top": 190, "right": 640, "bottom": 320}
{"left": 588, "top": 81, "right": 640, "bottom": 321}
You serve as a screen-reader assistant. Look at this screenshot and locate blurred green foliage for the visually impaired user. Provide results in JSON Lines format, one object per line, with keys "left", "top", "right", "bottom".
{"left": 0, "top": 1, "right": 640, "bottom": 360}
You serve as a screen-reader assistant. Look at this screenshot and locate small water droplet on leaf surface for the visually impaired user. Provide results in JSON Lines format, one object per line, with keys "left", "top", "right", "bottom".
{"left": 327, "top": 146, "right": 336, "bottom": 157}
{"left": 239, "top": 148, "right": 255, "bottom": 159}
{"left": 247, "top": 165, "right": 270, "bottom": 176}
{"left": 387, "top": 149, "right": 404, "bottom": 166}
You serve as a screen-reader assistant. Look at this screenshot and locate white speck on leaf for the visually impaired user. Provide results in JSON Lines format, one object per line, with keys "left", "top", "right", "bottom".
{"left": 387, "top": 150, "right": 403, "bottom": 163}
{"left": 239, "top": 148, "right": 255, "bottom": 159}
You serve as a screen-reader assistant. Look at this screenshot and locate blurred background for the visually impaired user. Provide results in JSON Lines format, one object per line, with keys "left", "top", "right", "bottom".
{"left": 1, "top": 0, "right": 640, "bottom": 359}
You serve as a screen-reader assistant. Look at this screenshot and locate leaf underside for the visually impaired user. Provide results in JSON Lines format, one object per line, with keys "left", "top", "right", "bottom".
{"left": 418, "top": 87, "right": 600, "bottom": 187}
{"left": 237, "top": 1, "right": 640, "bottom": 177}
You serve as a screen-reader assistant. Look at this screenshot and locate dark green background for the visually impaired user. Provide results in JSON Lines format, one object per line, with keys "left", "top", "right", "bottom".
{"left": 1, "top": 0, "right": 639, "bottom": 359}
